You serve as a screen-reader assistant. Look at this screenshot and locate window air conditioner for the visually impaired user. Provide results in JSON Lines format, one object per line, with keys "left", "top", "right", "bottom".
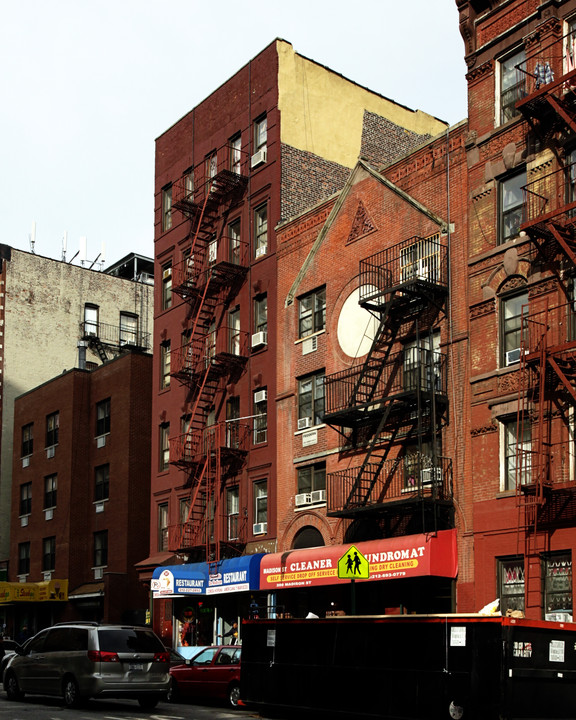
{"left": 254, "top": 390, "right": 267, "bottom": 404}
{"left": 421, "top": 467, "right": 442, "bottom": 486}
{"left": 46, "top": 446, "right": 55, "bottom": 459}
{"left": 310, "top": 489, "right": 326, "bottom": 504}
{"left": 94, "top": 567, "right": 104, "bottom": 580}
{"left": 295, "top": 492, "right": 311, "bottom": 507}
{"left": 162, "top": 268, "right": 171, "bottom": 280}
{"left": 255, "top": 245, "right": 267, "bottom": 258}
{"left": 253, "top": 522, "right": 267, "bottom": 535}
{"left": 251, "top": 331, "right": 268, "bottom": 349}
{"left": 251, "top": 148, "right": 267, "bottom": 168}
{"left": 43, "top": 571, "right": 52, "bottom": 581}
{"left": 20, "top": 516, "right": 29, "bottom": 527}
{"left": 22, "top": 456, "right": 30, "bottom": 468}
{"left": 297, "top": 417, "right": 311, "bottom": 430}
{"left": 95, "top": 502, "right": 105, "bottom": 514}
{"left": 505, "top": 348, "right": 522, "bottom": 366}
{"left": 96, "top": 435, "right": 106, "bottom": 448}
{"left": 302, "top": 335, "right": 318, "bottom": 355}
{"left": 44, "top": 508, "right": 54, "bottom": 521}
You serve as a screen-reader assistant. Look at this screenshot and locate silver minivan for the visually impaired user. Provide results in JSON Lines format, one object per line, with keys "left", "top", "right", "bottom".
{"left": 3, "top": 622, "right": 170, "bottom": 709}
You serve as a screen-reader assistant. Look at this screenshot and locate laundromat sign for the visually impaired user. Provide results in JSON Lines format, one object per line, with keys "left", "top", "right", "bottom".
{"left": 260, "top": 530, "right": 458, "bottom": 590}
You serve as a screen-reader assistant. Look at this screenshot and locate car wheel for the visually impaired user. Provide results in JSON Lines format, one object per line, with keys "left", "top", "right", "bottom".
{"left": 62, "top": 676, "right": 82, "bottom": 708}
{"left": 138, "top": 695, "right": 160, "bottom": 710}
{"left": 166, "top": 677, "right": 179, "bottom": 703}
{"left": 228, "top": 681, "right": 241, "bottom": 709}
{"left": 5, "top": 671, "right": 24, "bottom": 701}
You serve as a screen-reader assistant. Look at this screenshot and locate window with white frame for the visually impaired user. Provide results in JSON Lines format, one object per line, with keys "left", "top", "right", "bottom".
{"left": 160, "top": 422, "right": 170, "bottom": 471}
{"left": 206, "top": 151, "right": 217, "bottom": 184}
{"left": 119, "top": 312, "right": 138, "bottom": 346}
{"left": 499, "top": 48, "right": 526, "bottom": 125}
{"left": 84, "top": 304, "right": 99, "bottom": 337}
{"left": 501, "top": 291, "right": 528, "bottom": 366}
{"left": 254, "top": 295, "right": 267, "bottom": 334}
{"left": 158, "top": 503, "right": 169, "bottom": 552}
{"left": 228, "top": 219, "right": 241, "bottom": 265}
{"left": 162, "top": 263, "right": 172, "bottom": 310}
{"left": 183, "top": 167, "right": 194, "bottom": 201}
{"left": 299, "top": 287, "right": 326, "bottom": 338}
{"left": 254, "top": 203, "right": 268, "bottom": 257}
{"left": 226, "top": 486, "right": 240, "bottom": 540}
{"left": 254, "top": 115, "right": 267, "bottom": 151}
{"left": 297, "top": 462, "right": 326, "bottom": 494}
{"left": 298, "top": 371, "right": 325, "bottom": 427}
{"left": 230, "top": 134, "right": 242, "bottom": 174}
{"left": 161, "top": 340, "right": 171, "bottom": 389}
{"left": 543, "top": 551, "right": 573, "bottom": 621}
{"left": 253, "top": 389, "right": 268, "bottom": 444}
{"left": 254, "top": 480, "right": 267, "bottom": 526}
{"left": 229, "top": 308, "right": 241, "bottom": 355}
{"left": 162, "top": 184, "right": 172, "bottom": 232}
{"left": 499, "top": 169, "right": 526, "bottom": 244}
{"left": 498, "top": 556, "right": 525, "bottom": 614}
{"left": 503, "top": 417, "right": 531, "bottom": 491}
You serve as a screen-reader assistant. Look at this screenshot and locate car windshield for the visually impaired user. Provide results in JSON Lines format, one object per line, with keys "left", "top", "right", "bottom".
{"left": 98, "top": 629, "right": 165, "bottom": 653}
{"left": 192, "top": 647, "right": 219, "bottom": 665}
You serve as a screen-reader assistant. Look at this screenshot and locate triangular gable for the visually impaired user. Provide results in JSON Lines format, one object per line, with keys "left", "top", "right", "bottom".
{"left": 347, "top": 200, "right": 377, "bottom": 243}
{"left": 285, "top": 158, "right": 451, "bottom": 306}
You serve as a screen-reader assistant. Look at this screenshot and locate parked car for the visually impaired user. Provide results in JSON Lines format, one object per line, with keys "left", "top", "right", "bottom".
{"left": 169, "top": 644, "right": 241, "bottom": 708}
{"left": 2, "top": 622, "right": 170, "bottom": 709}
{"left": 0, "top": 639, "right": 19, "bottom": 681}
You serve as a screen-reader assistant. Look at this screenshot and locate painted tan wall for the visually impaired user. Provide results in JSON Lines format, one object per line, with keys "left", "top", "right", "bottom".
{"left": 0, "top": 249, "right": 153, "bottom": 562}
{"left": 277, "top": 40, "right": 448, "bottom": 169}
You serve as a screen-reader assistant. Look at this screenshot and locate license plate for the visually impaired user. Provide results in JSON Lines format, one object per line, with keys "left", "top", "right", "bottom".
{"left": 129, "top": 663, "right": 143, "bottom": 671}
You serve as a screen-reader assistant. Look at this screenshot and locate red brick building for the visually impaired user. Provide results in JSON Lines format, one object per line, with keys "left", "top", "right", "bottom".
{"left": 7, "top": 351, "right": 152, "bottom": 635}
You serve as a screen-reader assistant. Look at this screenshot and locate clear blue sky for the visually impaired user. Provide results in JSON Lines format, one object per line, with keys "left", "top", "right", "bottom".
{"left": 0, "top": 1, "right": 467, "bottom": 268}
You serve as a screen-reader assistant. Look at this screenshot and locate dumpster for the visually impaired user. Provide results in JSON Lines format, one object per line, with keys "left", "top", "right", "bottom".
{"left": 240, "top": 614, "right": 576, "bottom": 719}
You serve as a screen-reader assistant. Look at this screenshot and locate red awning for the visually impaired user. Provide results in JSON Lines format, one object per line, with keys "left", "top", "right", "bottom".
{"left": 260, "top": 529, "right": 457, "bottom": 590}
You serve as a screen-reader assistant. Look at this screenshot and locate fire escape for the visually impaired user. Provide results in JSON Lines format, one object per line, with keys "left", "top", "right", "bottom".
{"left": 166, "top": 143, "right": 250, "bottom": 563}
{"left": 323, "top": 234, "right": 453, "bottom": 535}
{"left": 514, "top": 27, "right": 576, "bottom": 611}
{"left": 79, "top": 321, "right": 150, "bottom": 363}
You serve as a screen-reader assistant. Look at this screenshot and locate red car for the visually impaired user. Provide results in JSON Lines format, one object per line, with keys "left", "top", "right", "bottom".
{"left": 168, "top": 645, "right": 241, "bottom": 708}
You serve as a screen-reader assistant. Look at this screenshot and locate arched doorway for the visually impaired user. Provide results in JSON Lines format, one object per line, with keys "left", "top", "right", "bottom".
{"left": 292, "top": 526, "right": 325, "bottom": 549}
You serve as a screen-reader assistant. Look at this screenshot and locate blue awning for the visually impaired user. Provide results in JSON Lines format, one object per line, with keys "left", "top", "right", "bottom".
{"left": 151, "top": 554, "right": 265, "bottom": 597}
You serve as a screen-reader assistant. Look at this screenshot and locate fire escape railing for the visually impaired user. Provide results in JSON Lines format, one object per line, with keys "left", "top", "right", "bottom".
{"left": 169, "top": 421, "right": 251, "bottom": 468}
{"left": 171, "top": 327, "right": 250, "bottom": 381}
{"left": 327, "top": 454, "right": 452, "bottom": 515}
{"left": 521, "top": 162, "right": 576, "bottom": 231}
{"left": 79, "top": 321, "right": 150, "bottom": 350}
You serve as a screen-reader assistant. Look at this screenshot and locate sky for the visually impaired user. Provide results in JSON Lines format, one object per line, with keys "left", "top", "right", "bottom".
{"left": 0, "top": 1, "right": 468, "bottom": 270}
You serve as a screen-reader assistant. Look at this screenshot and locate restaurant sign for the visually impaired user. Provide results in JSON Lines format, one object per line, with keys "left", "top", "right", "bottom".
{"left": 0, "top": 579, "right": 68, "bottom": 603}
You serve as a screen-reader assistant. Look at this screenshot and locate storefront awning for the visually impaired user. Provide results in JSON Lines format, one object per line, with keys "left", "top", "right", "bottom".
{"left": 206, "top": 554, "right": 264, "bottom": 595}
{"left": 0, "top": 579, "right": 68, "bottom": 604}
{"left": 260, "top": 530, "right": 457, "bottom": 590}
{"left": 152, "top": 563, "right": 206, "bottom": 598}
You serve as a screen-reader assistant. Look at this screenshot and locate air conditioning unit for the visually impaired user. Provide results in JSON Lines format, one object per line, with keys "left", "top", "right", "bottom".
{"left": 96, "top": 435, "right": 106, "bottom": 448}
{"left": 162, "top": 267, "right": 171, "bottom": 280}
{"left": 255, "top": 245, "right": 267, "bottom": 258}
{"left": 20, "top": 515, "right": 29, "bottom": 527}
{"left": 421, "top": 467, "right": 442, "bottom": 486}
{"left": 251, "top": 331, "right": 268, "bottom": 349}
{"left": 297, "top": 417, "right": 311, "bottom": 430}
{"left": 44, "top": 508, "right": 54, "bottom": 521}
{"left": 253, "top": 522, "right": 267, "bottom": 535}
{"left": 95, "top": 502, "right": 105, "bottom": 514}
{"left": 302, "top": 335, "right": 318, "bottom": 355}
{"left": 295, "top": 492, "right": 311, "bottom": 507}
{"left": 505, "top": 348, "right": 522, "bottom": 366}
{"left": 310, "top": 489, "right": 326, "bottom": 504}
{"left": 251, "top": 147, "right": 267, "bottom": 168}
{"left": 254, "top": 389, "right": 267, "bottom": 404}
{"left": 46, "top": 446, "right": 55, "bottom": 459}
{"left": 94, "top": 567, "right": 104, "bottom": 580}
{"left": 22, "top": 456, "right": 30, "bottom": 468}
{"left": 43, "top": 571, "right": 52, "bottom": 581}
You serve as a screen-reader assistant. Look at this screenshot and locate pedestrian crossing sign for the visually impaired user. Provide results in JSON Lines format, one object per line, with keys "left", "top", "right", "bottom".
{"left": 337, "top": 545, "right": 370, "bottom": 579}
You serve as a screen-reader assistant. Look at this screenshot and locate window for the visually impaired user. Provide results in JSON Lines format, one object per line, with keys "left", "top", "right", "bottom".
{"left": 503, "top": 417, "right": 531, "bottom": 490}
{"left": 84, "top": 304, "right": 99, "bottom": 337}
{"left": 21, "top": 423, "right": 33, "bottom": 457}
{"left": 20, "top": 482, "right": 32, "bottom": 517}
{"left": 94, "top": 530, "right": 108, "bottom": 568}
{"left": 183, "top": 167, "right": 194, "bottom": 201}
{"left": 254, "top": 115, "right": 267, "bottom": 151}
{"left": 18, "top": 542, "right": 30, "bottom": 576}
{"left": 228, "top": 219, "right": 241, "bottom": 265}
{"left": 162, "top": 263, "right": 172, "bottom": 310}
{"left": 254, "top": 480, "right": 267, "bottom": 525}
{"left": 119, "top": 312, "right": 138, "bottom": 346}
{"left": 254, "top": 295, "right": 268, "bottom": 334}
{"left": 158, "top": 503, "right": 168, "bottom": 552}
{"left": 44, "top": 474, "right": 57, "bottom": 509}
{"left": 206, "top": 151, "right": 217, "bottom": 181}
{"left": 253, "top": 389, "right": 268, "bottom": 444}
{"left": 254, "top": 203, "right": 268, "bottom": 257}
{"left": 96, "top": 398, "right": 111, "bottom": 437}
{"left": 226, "top": 486, "right": 240, "bottom": 541}
{"left": 543, "top": 552, "right": 573, "bottom": 621}
{"left": 95, "top": 464, "right": 110, "bottom": 502}
{"left": 230, "top": 134, "right": 242, "bottom": 174}
{"left": 226, "top": 396, "right": 240, "bottom": 448}
{"left": 179, "top": 497, "right": 190, "bottom": 525}
{"left": 499, "top": 170, "right": 526, "bottom": 244}
{"left": 499, "top": 48, "right": 526, "bottom": 124}
{"left": 42, "top": 537, "right": 56, "bottom": 572}
{"left": 162, "top": 184, "right": 172, "bottom": 232}
{"left": 229, "top": 308, "right": 241, "bottom": 355}
{"left": 46, "top": 412, "right": 59, "bottom": 448}
{"left": 299, "top": 287, "right": 326, "bottom": 338}
{"left": 297, "top": 462, "right": 326, "bottom": 494}
{"left": 161, "top": 340, "right": 171, "bottom": 388}
{"left": 501, "top": 291, "right": 528, "bottom": 365}
{"left": 298, "top": 372, "right": 325, "bottom": 427}
{"left": 498, "top": 556, "right": 525, "bottom": 614}
{"left": 403, "top": 333, "right": 441, "bottom": 393}
{"left": 160, "top": 422, "right": 170, "bottom": 471}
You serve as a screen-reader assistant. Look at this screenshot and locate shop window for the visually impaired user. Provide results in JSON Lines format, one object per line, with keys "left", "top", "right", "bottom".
{"left": 299, "top": 287, "right": 326, "bottom": 338}
{"left": 498, "top": 556, "right": 525, "bottom": 614}
{"left": 543, "top": 552, "right": 573, "bottom": 622}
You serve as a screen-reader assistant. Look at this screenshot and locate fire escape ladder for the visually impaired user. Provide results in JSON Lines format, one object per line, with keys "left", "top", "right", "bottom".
{"left": 548, "top": 355, "right": 576, "bottom": 403}
{"left": 87, "top": 336, "right": 108, "bottom": 363}
{"left": 546, "top": 222, "right": 576, "bottom": 267}
{"left": 542, "top": 92, "right": 576, "bottom": 136}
